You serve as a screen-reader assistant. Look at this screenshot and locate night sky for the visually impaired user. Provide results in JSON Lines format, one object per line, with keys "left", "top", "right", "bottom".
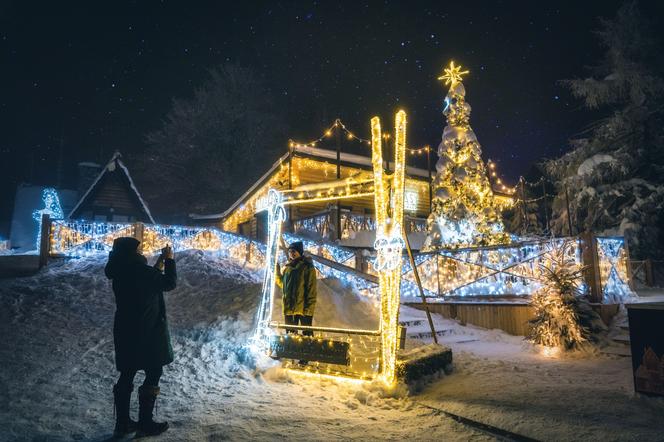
{"left": 2, "top": 0, "right": 662, "bottom": 231}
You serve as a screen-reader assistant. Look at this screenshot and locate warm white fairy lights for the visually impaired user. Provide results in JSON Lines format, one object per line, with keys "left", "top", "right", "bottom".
{"left": 370, "top": 110, "right": 407, "bottom": 386}
{"left": 288, "top": 119, "right": 371, "bottom": 149}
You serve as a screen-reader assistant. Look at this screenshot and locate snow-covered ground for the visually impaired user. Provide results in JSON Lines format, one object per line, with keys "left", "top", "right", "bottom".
{"left": 1, "top": 251, "right": 663, "bottom": 441}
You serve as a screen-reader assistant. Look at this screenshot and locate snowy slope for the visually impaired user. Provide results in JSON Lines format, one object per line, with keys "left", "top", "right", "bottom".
{"left": 1, "top": 252, "right": 663, "bottom": 441}
{"left": 0, "top": 251, "right": 484, "bottom": 441}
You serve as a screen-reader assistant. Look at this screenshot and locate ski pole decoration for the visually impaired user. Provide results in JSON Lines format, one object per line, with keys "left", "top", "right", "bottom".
{"left": 253, "top": 189, "right": 286, "bottom": 344}
{"left": 371, "top": 110, "right": 407, "bottom": 385}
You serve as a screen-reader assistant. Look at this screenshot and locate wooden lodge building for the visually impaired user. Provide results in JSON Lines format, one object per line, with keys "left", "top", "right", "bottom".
{"left": 191, "top": 144, "right": 513, "bottom": 249}
{"left": 68, "top": 151, "right": 155, "bottom": 224}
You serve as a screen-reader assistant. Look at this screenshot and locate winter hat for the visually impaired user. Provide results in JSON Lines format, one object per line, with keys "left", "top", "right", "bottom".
{"left": 288, "top": 241, "right": 304, "bottom": 256}
{"left": 112, "top": 237, "right": 140, "bottom": 254}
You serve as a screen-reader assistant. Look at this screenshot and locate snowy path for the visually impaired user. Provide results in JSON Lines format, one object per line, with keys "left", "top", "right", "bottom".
{"left": 1, "top": 252, "right": 663, "bottom": 441}
{"left": 400, "top": 306, "right": 664, "bottom": 441}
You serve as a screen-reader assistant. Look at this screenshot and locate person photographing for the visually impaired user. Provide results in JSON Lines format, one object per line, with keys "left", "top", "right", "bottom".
{"left": 104, "top": 238, "right": 177, "bottom": 438}
{"left": 275, "top": 241, "right": 318, "bottom": 337}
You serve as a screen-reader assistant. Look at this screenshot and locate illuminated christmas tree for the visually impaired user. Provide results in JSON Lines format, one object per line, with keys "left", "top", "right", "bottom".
{"left": 423, "top": 61, "right": 510, "bottom": 250}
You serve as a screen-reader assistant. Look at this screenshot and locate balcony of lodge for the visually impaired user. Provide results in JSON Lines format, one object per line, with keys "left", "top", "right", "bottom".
{"left": 189, "top": 143, "right": 514, "bottom": 250}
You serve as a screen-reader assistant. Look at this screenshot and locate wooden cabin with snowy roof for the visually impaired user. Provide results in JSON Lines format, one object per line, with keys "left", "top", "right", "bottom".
{"left": 68, "top": 151, "right": 155, "bottom": 224}
{"left": 191, "top": 144, "right": 513, "bottom": 248}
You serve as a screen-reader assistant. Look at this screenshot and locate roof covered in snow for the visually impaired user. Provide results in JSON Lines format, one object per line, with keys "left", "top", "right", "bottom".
{"left": 68, "top": 151, "right": 155, "bottom": 223}
{"left": 190, "top": 145, "right": 433, "bottom": 221}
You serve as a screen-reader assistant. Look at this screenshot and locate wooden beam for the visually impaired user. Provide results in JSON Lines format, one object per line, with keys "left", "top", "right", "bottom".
{"left": 308, "top": 253, "right": 379, "bottom": 285}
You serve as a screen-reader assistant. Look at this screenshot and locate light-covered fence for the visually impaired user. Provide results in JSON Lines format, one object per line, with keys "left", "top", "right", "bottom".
{"left": 48, "top": 220, "right": 367, "bottom": 284}
{"left": 398, "top": 236, "right": 634, "bottom": 304}
{"left": 47, "top": 219, "right": 633, "bottom": 304}
{"left": 400, "top": 238, "right": 580, "bottom": 299}
{"left": 49, "top": 220, "right": 266, "bottom": 269}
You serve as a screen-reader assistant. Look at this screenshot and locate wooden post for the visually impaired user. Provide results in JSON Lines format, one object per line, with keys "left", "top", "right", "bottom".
{"left": 134, "top": 222, "right": 144, "bottom": 252}
{"left": 520, "top": 177, "right": 528, "bottom": 232}
{"left": 564, "top": 183, "right": 574, "bottom": 236}
{"left": 329, "top": 206, "right": 340, "bottom": 241}
{"left": 622, "top": 237, "right": 635, "bottom": 290}
{"left": 645, "top": 258, "right": 654, "bottom": 287}
{"left": 288, "top": 144, "right": 293, "bottom": 232}
{"left": 580, "top": 231, "right": 602, "bottom": 303}
{"left": 38, "top": 214, "right": 51, "bottom": 268}
{"left": 436, "top": 254, "right": 442, "bottom": 297}
{"left": 542, "top": 179, "right": 550, "bottom": 236}
{"left": 403, "top": 228, "right": 438, "bottom": 344}
{"left": 427, "top": 145, "right": 432, "bottom": 209}
{"left": 334, "top": 121, "right": 342, "bottom": 241}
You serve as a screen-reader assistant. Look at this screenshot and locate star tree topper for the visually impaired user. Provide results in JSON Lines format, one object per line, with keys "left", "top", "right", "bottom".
{"left": 438, "top": 60, "right": 469, "bottom": 87}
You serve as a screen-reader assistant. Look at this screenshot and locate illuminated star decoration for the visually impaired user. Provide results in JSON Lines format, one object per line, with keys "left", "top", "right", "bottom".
{"left": 438, "top": 61, "right": 469, "bottom": 87}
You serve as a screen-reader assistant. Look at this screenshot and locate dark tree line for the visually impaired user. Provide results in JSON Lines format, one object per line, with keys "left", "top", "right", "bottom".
{"left": 135, "top": 63, "right": 287, "bottom": 222}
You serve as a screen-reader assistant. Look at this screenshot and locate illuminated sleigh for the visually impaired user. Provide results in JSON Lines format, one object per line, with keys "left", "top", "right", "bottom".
{"left": 252, "top": 112, "right": 411, "bottom": 385}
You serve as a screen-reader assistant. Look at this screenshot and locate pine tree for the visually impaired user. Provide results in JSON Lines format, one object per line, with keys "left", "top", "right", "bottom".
{"left": 135, "top": 63, "right": 286, "bottom": 221}
{"left": 423, "top": 61, "right": 510, "bottom": 250}
{"left": 545, "top": 1, "right": 664, "bottom": 258}
{"left": 529, "top": 240, "right": 605, "bottom": 350}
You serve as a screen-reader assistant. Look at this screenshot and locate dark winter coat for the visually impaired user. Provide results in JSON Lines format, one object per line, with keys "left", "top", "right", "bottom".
{"left": 276, "top": 256, "right": 317, "bottom": 316}
{"left": 105, "top": 250, "right": 177, "bottom": 371}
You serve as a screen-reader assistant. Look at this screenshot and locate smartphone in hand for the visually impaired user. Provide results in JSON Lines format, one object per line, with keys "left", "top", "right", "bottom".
{"left": 162, "top": 244, "right": 174, "bottom": 259}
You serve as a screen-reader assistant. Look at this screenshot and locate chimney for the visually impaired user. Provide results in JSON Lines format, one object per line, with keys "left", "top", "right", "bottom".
{"left": 77, "top": 162, "right": 101, "bottom": 197}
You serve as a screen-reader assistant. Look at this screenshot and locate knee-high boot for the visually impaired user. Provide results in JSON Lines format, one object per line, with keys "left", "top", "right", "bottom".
{"left": 136, "top": 385, "right": 169, "bottom": 437}
{"left": 113, "top": 383, "right": 137, "bottom": 438}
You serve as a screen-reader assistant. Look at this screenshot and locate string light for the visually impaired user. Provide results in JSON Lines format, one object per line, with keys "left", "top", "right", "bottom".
{"left": 289, "top": 119, "right": 372, "bottom": 149}
{"left": 487, "top": 160, "right": 518, "bottom": 195}
{"left": 371, "top": 110, "right": 407, "bottom": 386}
{"left": 288, "top": 118, "right": 432, "bottom": 158}
{"left": 406, "top": 145, "right": 430, "bottom": 156}
{"left": 253, "top": 189, "right": 287, "bottom": 347}
{"left": 33, "top": 188, "right": 64, "bottom": 249}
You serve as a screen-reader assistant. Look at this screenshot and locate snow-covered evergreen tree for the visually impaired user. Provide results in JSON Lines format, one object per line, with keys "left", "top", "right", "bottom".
{"left": 423, "top": 61, "right": 510, "bottom": 250}
{"left": 529, "top": 241, "right": 605, "bottom": 350}
{"left": 545, "top": 1, "right": 664, "bottom": 258}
